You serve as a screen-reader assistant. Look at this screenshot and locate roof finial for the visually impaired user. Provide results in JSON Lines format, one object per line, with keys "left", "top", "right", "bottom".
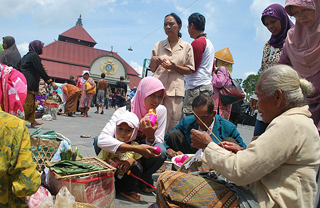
{"left": 76, "top": 15, "right": 83, "bottom": 27}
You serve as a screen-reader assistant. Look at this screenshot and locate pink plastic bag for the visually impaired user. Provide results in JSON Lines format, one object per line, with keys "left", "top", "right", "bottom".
{"left": 28, "top": 186, "right": 53, "bottom": 208}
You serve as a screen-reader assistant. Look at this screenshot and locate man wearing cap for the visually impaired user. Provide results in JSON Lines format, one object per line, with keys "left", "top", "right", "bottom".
{"left": 128, "top": 86, "right": 137, "bottom": 100}
{"left": 115, "top": 76, "right": 127, "bottom": 110}
{"left": 184, "top": 12, "right": 215, "bottom": 116}
{"left": 95, "top": 73, "right": 108, "bottom": 114}
{"left": 69, "top": 75, "right": 76, "bottom": 86}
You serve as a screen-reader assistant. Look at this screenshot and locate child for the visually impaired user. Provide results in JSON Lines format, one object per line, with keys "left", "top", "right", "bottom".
{"left": 98, "top": 111, "right": 143, "bottom": 201}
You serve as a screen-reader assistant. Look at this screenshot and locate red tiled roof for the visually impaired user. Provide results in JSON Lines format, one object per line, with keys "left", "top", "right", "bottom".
{"left": 59, "top": 25, "right": 97, "bottom": 44}
{"left": 40, "top": 40, "right": 141, "bottom": 89}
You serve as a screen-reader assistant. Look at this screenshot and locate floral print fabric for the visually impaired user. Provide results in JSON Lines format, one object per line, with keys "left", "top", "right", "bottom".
{"left": 0, "top": 110, "right": 40, "bottom": 207}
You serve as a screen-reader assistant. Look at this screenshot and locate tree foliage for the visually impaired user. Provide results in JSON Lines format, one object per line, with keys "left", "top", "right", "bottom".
{"left": 242, "top": 72, "right": 260, "bottom": 102}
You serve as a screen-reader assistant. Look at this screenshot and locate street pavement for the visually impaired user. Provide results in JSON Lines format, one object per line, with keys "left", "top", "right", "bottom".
{"left": 28, "top": 107, "right": 254, "bottom": 208}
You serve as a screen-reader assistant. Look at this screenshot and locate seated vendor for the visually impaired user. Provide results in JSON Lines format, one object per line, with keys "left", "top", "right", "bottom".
{"left": 164, "top": 94, "right": 246, "bottom": 158}
{"left": 185, "top": 65, "right": 319, "bottom": 207}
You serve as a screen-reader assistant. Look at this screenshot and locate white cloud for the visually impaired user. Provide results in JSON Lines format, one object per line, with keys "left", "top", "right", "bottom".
{"left": 130, "top": 61, "right": 143, "bottom": 77}
{"left": 0, "top": 0, "right": 36, "bottom": 18}
{"left": 0, "top": 0, "right": 116, "bottom": 26}
{"left": 17, "top": 42, "right": 29, "bottom": 56}
{"left": 204, "top": 2, "right": 216, "bottom": 32}
{"left": 244, "top": 71, "right": 257, "bottom": 77}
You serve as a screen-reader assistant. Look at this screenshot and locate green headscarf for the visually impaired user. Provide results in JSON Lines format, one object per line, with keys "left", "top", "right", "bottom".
{"left": 216, "top": 59, "right": 233, "bottom": 76}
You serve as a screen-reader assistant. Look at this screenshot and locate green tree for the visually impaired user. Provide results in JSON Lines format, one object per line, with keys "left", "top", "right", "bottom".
{"left": 242, "top": 72, "right": 260, "bottom": 102}
{"left": 0, "top": 43, "right": 3, "bottom": 54}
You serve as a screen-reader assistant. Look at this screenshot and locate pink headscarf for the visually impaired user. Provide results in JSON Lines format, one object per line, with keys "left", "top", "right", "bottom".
{"left": 284, "top": 0, "right": 320, "bottom": 77}
{"left": 131, "top": 77, "right": 165, "bottom": 121}
{"left": 116, "top": 111, "right": 139, "bottom": 142}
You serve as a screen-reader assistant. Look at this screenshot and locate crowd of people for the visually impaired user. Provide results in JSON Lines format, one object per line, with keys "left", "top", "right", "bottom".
{"left": 0, "top": 0, "right": 319, "bottom": 207}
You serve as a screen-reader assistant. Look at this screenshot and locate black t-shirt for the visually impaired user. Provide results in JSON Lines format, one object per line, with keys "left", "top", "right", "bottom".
{"left": 18, "top": 52, "right": 50, "bottom": 92}
{"left": 115, "top": 81, "right": 127, "bottom": 97}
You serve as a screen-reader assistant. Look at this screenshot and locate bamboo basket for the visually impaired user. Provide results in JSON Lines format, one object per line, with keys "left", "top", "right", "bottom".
{"left": 73, "top": 202, "right": 97, "bottom": 208}
{"left": 47, "top": 157, "right": 116, "bottom": 179}
{"left": 30, "top": 136, "right": 62, "bottom": 172}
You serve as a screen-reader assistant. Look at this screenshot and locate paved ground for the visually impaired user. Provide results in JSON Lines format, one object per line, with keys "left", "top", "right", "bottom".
{"left": 28, "top": 107, "right": 254, "bottom": 208}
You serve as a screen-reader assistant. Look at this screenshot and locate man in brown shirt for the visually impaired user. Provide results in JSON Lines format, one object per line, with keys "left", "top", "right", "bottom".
{"left": 95, "top": 73, "right": 108, "bottom": 114}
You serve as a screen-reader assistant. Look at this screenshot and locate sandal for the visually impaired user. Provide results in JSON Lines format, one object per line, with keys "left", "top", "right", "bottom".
{"left": 120, "top": 192, "right": 141, "bottom": 202}
{"left": 141, "top": 186, "right": 155, "bottom": 193}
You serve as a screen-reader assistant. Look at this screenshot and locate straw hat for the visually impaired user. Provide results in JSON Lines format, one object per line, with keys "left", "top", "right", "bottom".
{"left": 215, "top": 47, "right": 234, "bottom": 64}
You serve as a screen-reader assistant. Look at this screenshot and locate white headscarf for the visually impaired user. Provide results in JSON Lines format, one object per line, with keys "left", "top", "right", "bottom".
{"left": 115, "top": 111, "right": 139, "bottom": 142}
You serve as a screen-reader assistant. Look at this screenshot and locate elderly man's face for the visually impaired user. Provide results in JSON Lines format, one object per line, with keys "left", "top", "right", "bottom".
{"left": 193, "top": 105, "right": 215, "bottom": 130}
{"left": 255, "top": 86, "right": 281, "bottom": 123}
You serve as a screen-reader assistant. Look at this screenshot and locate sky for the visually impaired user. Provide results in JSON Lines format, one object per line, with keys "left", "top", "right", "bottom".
{"left": 1, "top": 0, "right": 290, "bottom": 80}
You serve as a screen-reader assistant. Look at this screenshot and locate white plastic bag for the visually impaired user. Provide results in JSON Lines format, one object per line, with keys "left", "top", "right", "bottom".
{"left": 54, "top": 186, "right": 75, "bottom": 208}
{"left": 42, "top": 114, "right": 53, "bottom": 121}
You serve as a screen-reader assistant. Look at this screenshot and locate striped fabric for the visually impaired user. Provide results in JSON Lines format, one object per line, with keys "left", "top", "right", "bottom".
{"left": 157, "top": 171, "right": 239, "bottom": 208}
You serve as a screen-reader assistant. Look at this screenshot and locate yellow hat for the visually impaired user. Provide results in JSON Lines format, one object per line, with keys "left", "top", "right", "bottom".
{"left": 215, "top": 47, "right": 234, "bottom": 64}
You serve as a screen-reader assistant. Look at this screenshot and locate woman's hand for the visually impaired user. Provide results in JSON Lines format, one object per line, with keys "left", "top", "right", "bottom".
{"left": 134, "top": 144, "right": 160, "bottom": 158}
{"left": 218, "top": 141, "right": 244, "bottom": 153}
{"left": 190, "top": 129, "right": 212, "bottom": 149}
{"left": 167, "top": 148, "right": 183, "bottom": 158}
{"left": 152, "top": 56, "right": 163, "bottom": 66}
{"left": 139, "top": 116, "right": 158, "bottom": 140}
{"left": 161, "top": 58, "right": 174, "bottom": 69}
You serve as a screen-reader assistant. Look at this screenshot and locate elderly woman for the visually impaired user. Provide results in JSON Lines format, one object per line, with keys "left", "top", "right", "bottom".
{"left": 150, "top": 13, "right": 194, "bottom": 131}
{"left": 157, "top": 65, "right": 320, "bottom": 208}
{"left": 279, "top": 0, "right": 320, "bottom": 134}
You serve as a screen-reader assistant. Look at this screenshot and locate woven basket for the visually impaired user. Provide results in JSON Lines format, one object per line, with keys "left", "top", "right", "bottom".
{"left": 30, "top": 137, "right": 61, "bottom": 172}
{"left": 47, "top": 157, "right": 116, "bottom": 179}
{"left": 73, "top": 202, "right": 97, "bottom": 208}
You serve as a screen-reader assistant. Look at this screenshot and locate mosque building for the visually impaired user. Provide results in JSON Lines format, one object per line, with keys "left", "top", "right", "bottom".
{"left": 40, "top": 15, "right": 141, "bottom": 89}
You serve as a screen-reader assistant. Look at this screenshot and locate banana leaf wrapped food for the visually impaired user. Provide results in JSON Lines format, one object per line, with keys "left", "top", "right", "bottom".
{"left": 48, "top": 160, "right": 108, "bottom": 175}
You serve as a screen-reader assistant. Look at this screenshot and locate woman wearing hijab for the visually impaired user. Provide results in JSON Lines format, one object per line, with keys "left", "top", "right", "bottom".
{"left": 150, "top": 13, "right": 194, "bottom": 131}
{"left": 97, "top": 77, "right": 168, "bottom": 193}
{"left": 251, "top": 4, "right": 294, "bottom": 136}
{"left": 18, "top": 40, "right": 57, "bottom": 128}
{"left": 78, "top": 70, "right": 95, "bottom": 117}
{"left": 279, "top": 0, "right": 320, "bottom": 135}
{"left": 0, "top": 36, "right": 21, "bottom": 68}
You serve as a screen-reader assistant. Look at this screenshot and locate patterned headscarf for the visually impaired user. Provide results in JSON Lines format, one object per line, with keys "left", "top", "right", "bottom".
{"left": 28, "top": 40, "right": 43, "bottom": 55}
{"left": 283, "top": 0, "right": 320, "bottom": 77}
{"left": 261, "top": 4, "right": 294, "bottom": 48}
{"left": 285, "top": 0, "right": 315, "bottom": 16}
{"left": 131, "top": 77, "right": 165, "bottom": 121}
